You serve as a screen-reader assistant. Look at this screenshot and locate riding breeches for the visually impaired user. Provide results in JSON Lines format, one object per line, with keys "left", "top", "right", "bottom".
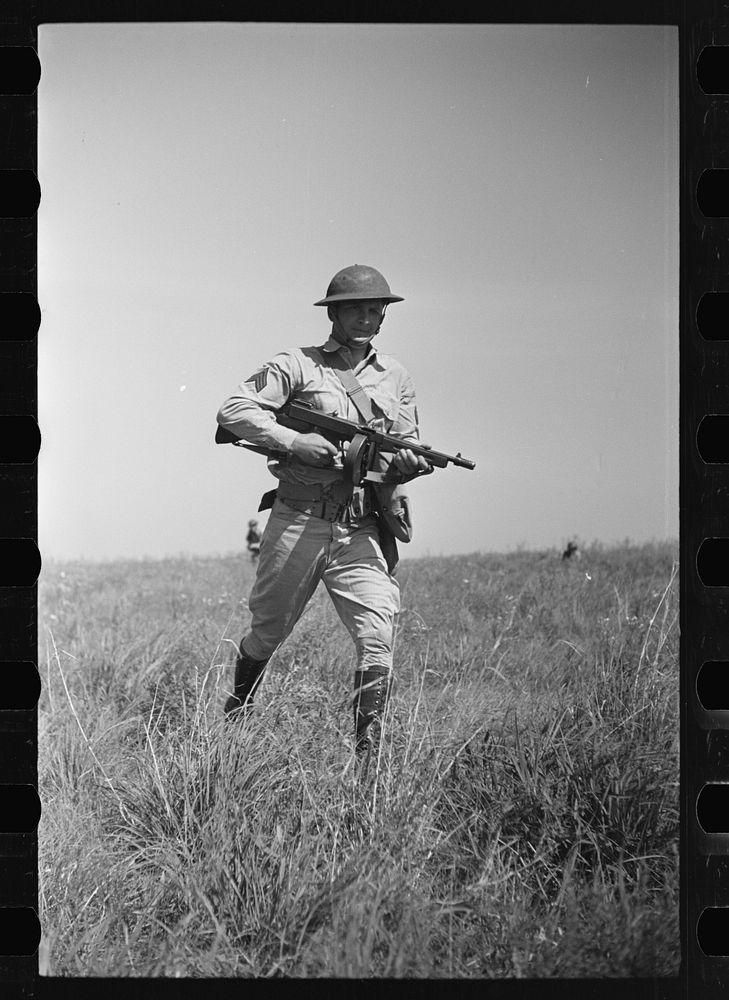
{"left": 239, "top": 498, "right": 400, "bottom": 674}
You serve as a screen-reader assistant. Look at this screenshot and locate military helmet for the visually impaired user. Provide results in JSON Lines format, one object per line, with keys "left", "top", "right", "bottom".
{"left": 314, "top": 265, "right": 404, "bottom": 306}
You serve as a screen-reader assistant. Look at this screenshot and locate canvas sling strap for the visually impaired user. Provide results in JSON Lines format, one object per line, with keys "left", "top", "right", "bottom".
{"left": 317, "top": 348, "right": 424, "bottom": 492}
{"left": 317, "top": 348, "right": 411, "bottom": 573}
{"left": 317, "top": 347, "right": 416, "bottom": 507}
{"left": 317, "top": 348, "right": 381, "bottom": 516}
{"left": 317, "top": 347, "right": 378, "bottom": 426}
{"left": 317, "top": 347, "right": 411, "bottom": 489}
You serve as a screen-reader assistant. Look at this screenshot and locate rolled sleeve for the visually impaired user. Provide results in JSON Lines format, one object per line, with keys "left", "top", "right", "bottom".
{"left": 390, "top": 372, "right": 420, "bottom": 444}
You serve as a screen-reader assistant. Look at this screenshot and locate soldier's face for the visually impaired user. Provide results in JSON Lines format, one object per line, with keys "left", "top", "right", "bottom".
{"left": 331, "top": 300, "right": 385, "bottom": 350}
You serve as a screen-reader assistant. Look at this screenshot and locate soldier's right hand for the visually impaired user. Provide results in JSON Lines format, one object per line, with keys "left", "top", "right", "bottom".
{"left": 290, "top": 433, "right": 339, "bottom": 467}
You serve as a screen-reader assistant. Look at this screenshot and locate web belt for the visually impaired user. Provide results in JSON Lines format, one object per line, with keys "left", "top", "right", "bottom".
{"left": 261, "top": 480, "right": 374, "bottom": 523}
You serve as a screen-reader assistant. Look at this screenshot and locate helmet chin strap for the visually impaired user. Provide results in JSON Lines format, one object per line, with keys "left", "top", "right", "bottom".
{"left": 328, "top": 303, "right": 387, "bottom": 345}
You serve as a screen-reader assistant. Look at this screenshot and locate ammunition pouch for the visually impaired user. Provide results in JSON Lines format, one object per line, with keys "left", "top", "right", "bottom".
{"left": 371, "top": 483, "right": 412, "bottom": 576}
{"left": 373, "top": 483, "right": 412, "bottom": 543}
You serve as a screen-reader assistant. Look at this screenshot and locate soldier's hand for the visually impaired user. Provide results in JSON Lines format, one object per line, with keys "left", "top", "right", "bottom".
{"left": 393, "top": 447, "right": 433, "bottom": 477}
{"left": 290, "top": 433, "right": 339, "bottom": 467}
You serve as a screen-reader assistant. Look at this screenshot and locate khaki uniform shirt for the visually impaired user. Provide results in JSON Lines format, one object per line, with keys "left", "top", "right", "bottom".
{"left": 217, "top": 336, "right": 420, "bottom": 488}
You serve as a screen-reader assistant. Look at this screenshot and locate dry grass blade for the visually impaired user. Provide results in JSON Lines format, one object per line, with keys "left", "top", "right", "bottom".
{"left": 46, "top": 627, "right": 131, "bottom": 824}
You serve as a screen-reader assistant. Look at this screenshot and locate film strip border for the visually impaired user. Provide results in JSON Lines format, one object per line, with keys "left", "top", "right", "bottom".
{"left": 0, "top": 3, "right": 721, "bottom": 1000}
{"left": 685, "top": 3, "right": 729, "bottom": 995}
{"left": 0, "top": 1, "right": 42, "bottom": 996}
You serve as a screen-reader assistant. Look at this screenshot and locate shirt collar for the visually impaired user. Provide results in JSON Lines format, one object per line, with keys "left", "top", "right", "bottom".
{"left": 321, "top": 335, "right": 379, "bottom": 366}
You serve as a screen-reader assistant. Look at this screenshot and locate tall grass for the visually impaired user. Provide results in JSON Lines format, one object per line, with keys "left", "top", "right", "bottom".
{"left": 38, "top": 542, "right": 679, "bottom": 978}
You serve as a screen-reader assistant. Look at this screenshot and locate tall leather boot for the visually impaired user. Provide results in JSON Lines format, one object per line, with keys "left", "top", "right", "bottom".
{"left": 353, "top": 667, "right": 392, "bottom": 771}
{"left": 224, "top": 646, "right": 269, "bottom": 718}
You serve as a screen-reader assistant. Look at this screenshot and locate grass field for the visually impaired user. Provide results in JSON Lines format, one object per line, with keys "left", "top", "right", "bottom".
{"left": 38, "top": 540, "right": 679, "bottom": 978}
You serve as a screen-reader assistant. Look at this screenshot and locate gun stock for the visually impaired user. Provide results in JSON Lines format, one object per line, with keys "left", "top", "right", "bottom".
{"left": 215, "top": 425, "right": 239, "bottom": 445}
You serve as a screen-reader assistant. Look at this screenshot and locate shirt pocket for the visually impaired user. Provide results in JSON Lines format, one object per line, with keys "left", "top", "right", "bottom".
{"left": 294, "top": 379, "right": 348, "bottom": 418}
{"left": 366, "top": 385, "right": 400, "bottom": 431}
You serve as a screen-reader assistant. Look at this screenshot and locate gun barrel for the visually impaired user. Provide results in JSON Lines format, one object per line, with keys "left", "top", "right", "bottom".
{"left": 370, "top": 432, "right": 475, "bottom": 471}
{"left": 411, "top": 446, "right": 475, "bottom": 471}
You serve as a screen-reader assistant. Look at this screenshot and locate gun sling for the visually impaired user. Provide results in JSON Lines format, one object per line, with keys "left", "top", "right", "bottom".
{"left": 321, "top": 353, "right": 407, "bottom": 572}
{"left": 319, "top": 349, "right": 378, "bottom": 425}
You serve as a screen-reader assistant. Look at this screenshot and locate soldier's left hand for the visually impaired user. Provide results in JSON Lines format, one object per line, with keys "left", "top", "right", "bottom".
{"left": 393, "top": 448, "right": 433, "bottom": 476}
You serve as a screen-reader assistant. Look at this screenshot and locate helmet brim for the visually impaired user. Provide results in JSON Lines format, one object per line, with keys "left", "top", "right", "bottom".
{"left": 313, "top": 293, "right": 404, "bottom": 306}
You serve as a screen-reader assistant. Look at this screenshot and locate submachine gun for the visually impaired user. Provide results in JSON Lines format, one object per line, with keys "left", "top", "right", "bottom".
{"left": 215, "top": 400, "right": 476, "bottom": 485}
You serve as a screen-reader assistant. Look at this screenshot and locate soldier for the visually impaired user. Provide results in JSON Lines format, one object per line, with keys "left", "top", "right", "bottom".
{"left": 217, "top": 265, "right": 431, "bottom": 768}
{"left": 562, "top": 539, "right": 581, "bottom": 561}
{"left": 246, "top": 519, "right": 261, "bottom": 561}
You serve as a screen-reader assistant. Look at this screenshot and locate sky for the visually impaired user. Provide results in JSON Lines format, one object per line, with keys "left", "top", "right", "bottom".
{"left": 37, "top": 22, "right": 679, "bottom": 563}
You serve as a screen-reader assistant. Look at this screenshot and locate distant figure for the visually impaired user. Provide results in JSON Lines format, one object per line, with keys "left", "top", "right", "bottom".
{"left": 562, "top": 539, "right": 581, "bottom": 561}
{"left": 246, "top": 519, "right": 261, "bottom": 561}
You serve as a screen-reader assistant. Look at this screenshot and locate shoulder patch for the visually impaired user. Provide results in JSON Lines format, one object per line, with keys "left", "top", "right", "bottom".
{"left": 245, "top": 367, "right": 269, "bottom": 393}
